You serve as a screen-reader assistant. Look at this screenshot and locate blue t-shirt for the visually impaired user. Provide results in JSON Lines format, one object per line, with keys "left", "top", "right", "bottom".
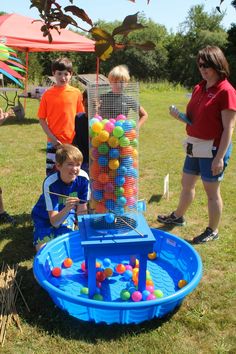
{"left": 32, "top": 169, "right": 89, "bottom": 222}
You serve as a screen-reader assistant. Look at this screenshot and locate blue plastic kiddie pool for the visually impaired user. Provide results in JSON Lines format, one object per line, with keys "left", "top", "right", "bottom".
{"left": 33, "top": 228, "right": 202, "bottom": 324}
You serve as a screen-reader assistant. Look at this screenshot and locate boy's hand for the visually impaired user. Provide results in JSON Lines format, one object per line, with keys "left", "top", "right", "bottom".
{"left": 64, "top": 197, "right": 81, "bottom": 211}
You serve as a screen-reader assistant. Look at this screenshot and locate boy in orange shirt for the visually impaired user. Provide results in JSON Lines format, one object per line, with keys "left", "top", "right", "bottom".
{"left": 38, "top": 57, "right": 84, "bottom": 175}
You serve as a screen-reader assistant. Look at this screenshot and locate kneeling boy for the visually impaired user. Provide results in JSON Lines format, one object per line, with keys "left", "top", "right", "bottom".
{"left": 32, "top": 144, "right": 89, "bottom": 251}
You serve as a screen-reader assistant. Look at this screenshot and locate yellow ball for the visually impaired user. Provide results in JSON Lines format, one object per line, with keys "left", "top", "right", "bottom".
{"left": 148, "top": 252, "right": 157, "bottom": 260}
{"left": 109, "top": 159, "right": 119, "bottom": 170}
{"left": 178, "top": 279, "right": 187, "bottom": 288}
{"left": 98, "top": 130, "right": 110, "bottom": 142}
{"left": 91, "top": 136, "right": 101, "bottom": 147}
{"left": 108, "top": 136, "right": 119, "bottom": 148}
{"left": 92, "top": 122, "right": 103, "bottom": 133}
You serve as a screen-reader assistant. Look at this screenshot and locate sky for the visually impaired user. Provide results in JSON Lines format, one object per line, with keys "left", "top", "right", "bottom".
{"left": 1, "top": 0, "right": 235, "bottom": 33}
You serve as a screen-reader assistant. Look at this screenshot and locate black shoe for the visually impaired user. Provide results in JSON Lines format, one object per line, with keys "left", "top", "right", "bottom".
{"left": 191, "top": 227, "right": 219, "bottom": 244}
{"left": 0, "top": 211, "right": 15, "bottom": 225}
{"left": 157, "top": 212, "right": 186, "bottom": 226}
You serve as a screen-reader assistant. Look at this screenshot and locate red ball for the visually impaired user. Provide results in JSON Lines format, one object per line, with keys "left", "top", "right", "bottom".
{"left": 116, "top": 263, "right": 126, "bottom": 274}
{"left": 96, "top": 271, "right": 106, "bottom": 282}
{"left": 51, "top": 267, "right": 61, "bottom": 277}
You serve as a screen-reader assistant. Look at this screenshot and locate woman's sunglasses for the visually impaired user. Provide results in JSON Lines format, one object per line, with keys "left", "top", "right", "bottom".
{"left": 198, "top": 62, "right": 211, "bottom": 69}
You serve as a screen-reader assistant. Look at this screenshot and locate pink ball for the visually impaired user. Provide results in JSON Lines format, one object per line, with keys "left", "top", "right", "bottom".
{"left": 131, "top": 291, "right": 142, "bottom": 302}
{"left": 116, "top": 114, "right": 127, "bottom": 121}
{"left": 109, "top": 118, "right": 116, "bottom": 124}
{"left": 147, "top": 294, "right": 156, "bottom": 301}
{"left": 95, "top": 114, "right": 103, "bottom": 121}
{"left": 104, "top": 182, "right": 114, "bottom": 192}
{"left": 146, "top": 285, "right": 154, "bottom": 293}
{"left": 91, "top": 148, "right": 99, "bottom": 159}
{"left": 104, "top": 122, "right": 115, "bottom": 133}
{"left": 126, "top": 196, "right": 136, "bottom": 206}
{"left": 125, "top": 264, "right": 133, "bottom": 271}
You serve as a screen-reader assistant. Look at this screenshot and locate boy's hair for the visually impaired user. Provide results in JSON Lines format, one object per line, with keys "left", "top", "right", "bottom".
{"left": 51, "top": 57, "right": 73, "bottom": 74}
{"left": 56, "top": 144, "right": 83, "bottom": 165}
{"left": 108, "top": 65, "right": 130, "bottom": 83}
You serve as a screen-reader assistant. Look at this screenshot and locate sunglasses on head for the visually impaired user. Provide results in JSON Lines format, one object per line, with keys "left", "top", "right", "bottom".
{"left": 198, "top": 62, "right": 211, "bottom": 69}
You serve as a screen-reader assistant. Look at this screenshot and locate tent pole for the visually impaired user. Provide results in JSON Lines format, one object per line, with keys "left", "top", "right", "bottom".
{"left": 24, "top": 49, "right": 29, "bottom": 111}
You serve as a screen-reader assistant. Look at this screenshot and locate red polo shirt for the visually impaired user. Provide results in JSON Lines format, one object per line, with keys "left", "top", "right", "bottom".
{"left": 186, "top": 79, "right": 236, "bottom": 147}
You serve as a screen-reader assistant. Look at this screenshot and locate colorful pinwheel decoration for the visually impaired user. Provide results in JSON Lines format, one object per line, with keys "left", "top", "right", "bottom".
{"left": 0, "top": 44, "right": 26, "bottom": 87}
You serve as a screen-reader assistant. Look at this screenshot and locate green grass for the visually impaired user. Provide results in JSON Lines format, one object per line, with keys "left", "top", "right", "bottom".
{"left": 0, "top": 86, "right": 235, "bottom": 354}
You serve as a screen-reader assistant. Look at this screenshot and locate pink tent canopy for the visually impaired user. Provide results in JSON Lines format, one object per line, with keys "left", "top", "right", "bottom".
{"left": 0, "top": 13, "right": 95, "bottom": 52}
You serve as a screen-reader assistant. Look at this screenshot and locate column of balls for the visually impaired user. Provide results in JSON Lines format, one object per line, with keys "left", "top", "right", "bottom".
{"left": 89, "top": 114, "right": 139, "bottom": 214}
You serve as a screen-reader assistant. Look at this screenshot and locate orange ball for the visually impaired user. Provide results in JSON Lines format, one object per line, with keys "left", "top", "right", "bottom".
{"left": 95, "top": 202, "right": 106, "bottom": 213}
{"left": 63, "top": 257, "right": 73, "bottom": 268}
{"left": 178, "top": 279, "right": 188, "bottom": 288}
{"left": 104, "top": 267, "right": 113, "bottom": 277}
{"left": 116, "top": 263, "right": 126, "bottom": 274}
{"left": 125, "top": 129, "right": 137, "bottom": 140}
{"left": 51, "top": 267, "right": 61, "bottom": 277}
{"left": 98, "top": 172, "right": 109, "bottom": 184}
{"left": 120, "top": 146, "right": 133, "bottom": 156}
{"left": 124, "top": 187, "right": 134, "bottom": 198}
{"left": 148, "top": 251, "right": 157, "bottom": 260}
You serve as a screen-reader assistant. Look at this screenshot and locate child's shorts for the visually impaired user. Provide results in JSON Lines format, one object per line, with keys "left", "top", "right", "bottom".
{"left": 183, "top": 144, "right": 232, "bottom": 182}
{"left": 32, "top": 214, "right": 76, "bottom": 246}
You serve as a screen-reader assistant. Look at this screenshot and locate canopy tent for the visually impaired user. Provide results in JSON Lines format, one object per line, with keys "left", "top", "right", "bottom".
{"left": 0, "top": 13, "right": 95, "bottom": 105}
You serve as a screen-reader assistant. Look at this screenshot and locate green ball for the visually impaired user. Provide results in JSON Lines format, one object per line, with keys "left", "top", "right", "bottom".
{"left": 89, "top": 128, "right": 97, "bottom": 138}
{"left": 93, "top": 293, "right": 103, "bottom": 301}
{"left": 120, "top": 289, "right": 131, "bottom": 301}
{"left": 98, "top": 143, "right": 109, "bottom": 154}
{"left": 153, "top": 289, "right": 164, "bottom": 298}
{"left": 115, "top": 187, "right": 124, "bottom": 196}
{"left": 130, "top": 138, "right": 138, "bottom": 148}
{"left": 129, "top": 119, "right": 137, "bottom": 128}
{"left": 80, "top": 287, "right": 89, "bottom": 295}
{"left": 113, "top": 126, "right": 124, "bottom": 138}
{"left": 119, "top": 136, "right": 130, "bottom": 147}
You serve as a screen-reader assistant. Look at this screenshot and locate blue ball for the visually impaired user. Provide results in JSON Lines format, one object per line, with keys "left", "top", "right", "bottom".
{"left": 109, "top": 148, "right": 120, "bottom": 159}
{"left": 105, "top": 213, "right": 115, "bottom": 223}
{"left": 121, "top": 156, "right": 133, "bottom": 167}
{"left": 103, "top": 258, "right": 111, "bottom": 267}
{"left": 142, "top": 290, "right": 151, "bottom": 301}
{"left": 114, "top": 121, "right": 123, "bottom": 127}
{"left": 116, "top": 196, "right": 127, "bottom": 206}
{"left": 105, "top": 199, "right": 115, "bottom": 210}
{"left": 117, "top": 165, "right": 127, "bottom": 176}
{"left": 93, "top": 190, "right": 103, "bottom": 201}
{"left": 123, "top": 270, "right": 133, "bottom": 280}
{"left": 123, "top": 120, "right": 133, "bottom": 132}
{"left": 115, "top": 176, "right": 125, "bottom": 186}
{"left": 98, "top": 156, "right": 108, "bottom": 167}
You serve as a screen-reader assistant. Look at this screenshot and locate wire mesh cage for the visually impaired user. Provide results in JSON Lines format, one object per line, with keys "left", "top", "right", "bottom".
{"left": 87, "top": 81, "right": 139, "bottom": 222}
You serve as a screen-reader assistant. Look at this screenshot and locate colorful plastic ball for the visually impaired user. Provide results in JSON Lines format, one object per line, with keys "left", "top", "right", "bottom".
{"left": 89, "top": 117, "right": 100, "bottom": 127}
{"left": 113, "top": 126, "right": 124, "bottom": 138}
{"left": 126, "top": 197, "right": 136, "bottom": 207}
{"left": 122, "top": 156, "right": 133, "bottom": 167}
{"left": 98, "top": 130, "right": 110, "bottom": 142}
{"left": 113, "top": 206, "right": 125, "bottom": 215}
{"left": 95, "top": 202, "right": 106, "bottom": 213}
{"left": 114, "top": 187, "right": 124, "bottom": 197}
{"left": 80, "top": 287, "right": 89, "bottom": 297}
{"left": 92, "top": 180, "right": 103, "bottom": 190}
{"left": 91, "top": 121, "right": 103, "bottom": 133}
{"left": 125, "top": 129, "right": 137, "bottom": 140}
{"left": 104, "top": 182, "right": 114, "bottom": 192}
{"left": 104, "top": 121, "right": 115, "bottom": 133}
{"left": 115, "top": 175, "right": 125, "bottom": 187}
{"left": 105, "top": 213, "right": 115, "bottom": 223}
{"left": 148, "top": 251, "right": 157, "bottom": 260}
{"left": 142, "top": 290, "right": 151, "bottom": 301}
{"left": 120, "top": 146, "right": 133, "bottom": 157}
{"left": 63, "top": 257, "right": 73, "bottom": 268}
{"left": 105, "top": 199, "right": 115, "bottom": 210}
{"left": 104, "top": 267, "right": 113, "bottom": 278}
{"left": 126, "top": 167, "right": 138, "bottom": 178}
{"left": 123, "top": 270, "right": 133, "bottom": 280}
{"left": 130, "top": 138, "right": 138, "bottom": 148}
{"left": 94, "top": 114, "right": 103, "bottom": 121}
{"left": 98, "top": 143, "right": 109, "bottom": 154}
{"left": 116, "top": 114, "right": 126, "bottom": 121}
{"left": 119, "top": 136, "right": 130, "bottom": 147}
{"left": 129, "top": 119, "right": 137, "bottom": 128}
{"left": 131, "top": 291, "right": 142, "bottom": 302}
{"left": 178, "top": 279, "right": 188, "bottom": 288}
{"left": 132, "top": 148, "right": 138, "bottom": 158}
{"left": 89, "top": 128, "right": 97, "bottom": 138}
{"left": 108, "top": 136, "right": 119, "bottom": 148}
{"left": 98, "top": 172, "right": 109, "bottom": 184}
{"left": 120, "top": 289, "right": 131, "bottom": 301}
{"left": 146, "top": 279, "right": 154, "bottom": 286}
{"left": 124, "top": 187, "right": 133, "bottom": 198}
{"left": 116, "top": 165, "right": 127, "bottom": 176}
{"left": 81, "top": 261, "right": 86, "bottom": 271}
{"left": 93, "top": 294, "right": 103, "bottom": 301}
{"left": 146, "top": 285, "right": 154, "bottom": 293}
{"left": 116, "top": 196, "right": 127, "bottom": 206}
{"left": 103, "top": 258, "right": 111, "bottom": 267}
{"left": 96, "top": 271, "right": 106, "bottom": 282}
{"left": 101, "top": 118, "right": 109, "bottom": 126}
{"left": 125, "top": 264, "right": 133, "bottom": 271}
{"left": 147, "top": 294, "right": 156, "bottom": 301}
{"left": 98, "top": 156, "right": 108, "bottom": 167}
{"left": 122, "top": 120, "right": 133, "bottom": 131}
{"left": 96, "top": 261, "right": 102, "bottom": 268}
{"left": 93, "top": 190, "right": 103, "bottom": 201}
{"left": 91, "top": 136, "right": 101, "bottom": 148}
{"left": 109, "top": 159, "right": 119, "bottom": 170}
{"left": 153, "top": 289, "right": 164, "bottom": 298}
{"left": 116, "top": 263, "right": 126, "bottom": 274}
{"left": 114, "top": 120, "right": 123, "bottom": 127}
{"left": 51, "top": 267, "right": 61, "bottom": 277}
{"left": 109, "top": 148, "right": 120, "bottom": 159}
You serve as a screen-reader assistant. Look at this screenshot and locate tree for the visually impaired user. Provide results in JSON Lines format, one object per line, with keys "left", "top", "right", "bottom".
{"left": 167, "top": 5, "right": 228, "bottom": 87}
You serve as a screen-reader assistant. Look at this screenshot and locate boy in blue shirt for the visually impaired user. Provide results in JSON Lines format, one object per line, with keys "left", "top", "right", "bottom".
{"left": 32, "top": 144, "right": 89, "bottom": 251}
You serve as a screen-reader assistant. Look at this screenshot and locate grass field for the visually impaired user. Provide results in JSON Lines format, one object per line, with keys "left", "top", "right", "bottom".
{"left": 0, "top": 86, "right": 235, "bottom": 354}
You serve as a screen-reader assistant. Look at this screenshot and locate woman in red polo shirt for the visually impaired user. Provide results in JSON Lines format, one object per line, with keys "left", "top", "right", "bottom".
{"left": 157, "top": 46, "right": 236, "bottom": 244}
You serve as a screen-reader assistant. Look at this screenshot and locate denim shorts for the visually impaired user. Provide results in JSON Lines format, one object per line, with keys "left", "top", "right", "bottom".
{"left": 183, "top": 144, "right": 232, "bottom": 182}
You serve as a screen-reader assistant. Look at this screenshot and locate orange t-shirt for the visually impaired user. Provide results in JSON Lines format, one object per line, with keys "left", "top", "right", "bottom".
{"left": 38, "top": 84, "right": 84, "bottom": 143}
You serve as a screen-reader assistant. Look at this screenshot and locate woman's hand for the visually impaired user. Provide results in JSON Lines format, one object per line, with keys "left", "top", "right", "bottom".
{"left": 211, "top": 156, "right": 224, "bottom": 176}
